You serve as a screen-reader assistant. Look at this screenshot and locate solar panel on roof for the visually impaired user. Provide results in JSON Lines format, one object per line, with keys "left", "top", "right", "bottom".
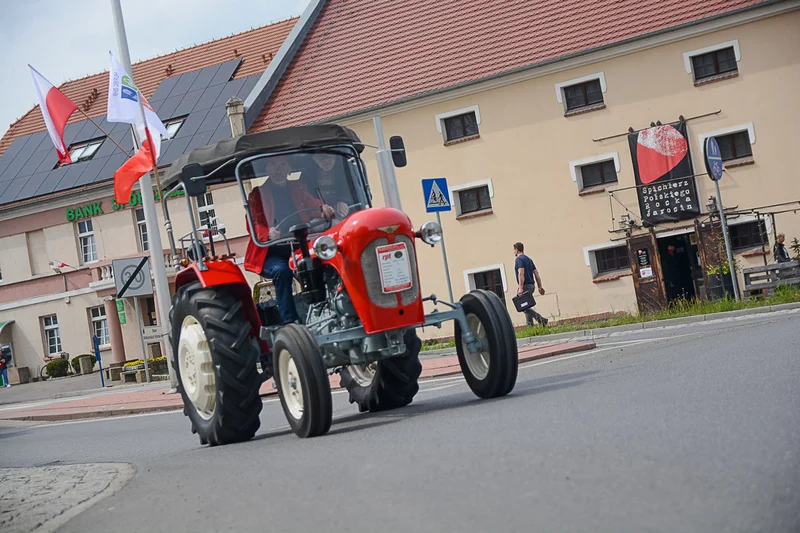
{"left": 16, "top": 173, "right": 49, "bottom": 200}
{"left": 209, "top": 59, "right": 242, "bottom": 87}
{"left": 208, "top": 124, "right": 231, "bottom": 144}
{"left": 21, "top": 151, "right": 49, "bottom": 178}
{"left": 173, "top": 89, "right": 204, "bottom": 117}
{"left": 212, "top": 78, "right": 246, "bottom": 108}
{"left": 36, "top": 168, "right": 70, "bottom": 196}
{"left": 72, "top": 162, "right": 104, "bottom": 188}
{"left": 0, "top": 136, "right": 29, "bottom": 162}
{"left": 14, "top": 132, "right": 48, "bottom": 161}
{"left": 167, "top": 70, "right": 200, "bottom": 99}
{"left": 238, "top": 75, "right": 260, "bottom": 99}
{"left": 75, "top": 121, "right": 100, "bottom": 143}
{"left": 0, "top": 177, "right": 28, "bottom": 204}
{"left": 159, "top": 136, "right": 192, "bottom": 166}
{"left": 150, "top": 75, "right": 179, "bottom": 102}
{"left": 189, "top": 64, "right": 221, "bottom": 93}
{"left": 34, "top": 150, "right": 59, "bottom": 174}
{"left": 193, "top": 84, "right": 225, "bottom": 113}
{"left": 1, "top": 154, "right": 31, "bottom": 182}
{"left": 156, "top": 95, "right": 183, "bottom": 122}
{"left": 110, "top": 120, "right": 130, "bottom": 134}
{"left": 185, "top": 130, "right": 214, "bottom": 153}
{"left": 62, "top": 121, "right": 85, "bottom": 146}
{"left": 87, "top": 158, "right": 113, "bottom": 184}
{"left": 99, "top": 153, "right": 129, "bottom": 180}
{"left": 197, "top": 107, "right": 226, "bottom": 134}
{"left": 173, "top": 109, "right": 207, "bottom": 140}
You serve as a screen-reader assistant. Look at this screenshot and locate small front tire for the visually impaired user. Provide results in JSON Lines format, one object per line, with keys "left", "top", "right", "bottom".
{"left": 273, "top": 324, "right": 332, "bottom": 438}
{"left": 455, "top": 290, "right": 519, "bottom": 399}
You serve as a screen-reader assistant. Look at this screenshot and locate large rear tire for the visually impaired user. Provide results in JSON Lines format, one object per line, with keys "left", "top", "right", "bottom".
{"left": 171, "top": 282, "right": 262, "bottom": 446}
{"left": 273, "top": 324, "right": 332, "bottom": 438}
{"left": 340, "top": 331, "right": 422, "bottom": 413}
{"left": 455, "top": 290, "right": 518, "bottom": 399}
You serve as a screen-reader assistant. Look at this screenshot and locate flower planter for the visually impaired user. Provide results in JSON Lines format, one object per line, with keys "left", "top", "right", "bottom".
{"left": 708, "top": 273, "right": 734, "bottom": 300}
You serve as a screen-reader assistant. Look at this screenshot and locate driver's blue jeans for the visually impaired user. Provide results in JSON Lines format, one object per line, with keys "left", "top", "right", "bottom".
{"left": 262, "top": 255, "right": 300, "bottom": 324}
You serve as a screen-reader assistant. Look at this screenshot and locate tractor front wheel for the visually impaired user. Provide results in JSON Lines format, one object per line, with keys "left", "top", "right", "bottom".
{"left": 171, "top": 282, "right": 262, "bottom": 446}
{"left": 455, "top": 290, "right": 518, "bottom": 399}
{"left": 340, "top": 331, "right": 422, "bottom": 413}
{"left": 273, "top": 324, "right": 332, "bottom": 438}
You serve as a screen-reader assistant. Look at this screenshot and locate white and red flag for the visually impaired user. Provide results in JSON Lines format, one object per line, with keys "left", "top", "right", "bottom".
{"left": 106, "top": 51, "right": 169, "bottom": 204}
{"left": 29, "top": 66, "right": 78, "bottom": 164}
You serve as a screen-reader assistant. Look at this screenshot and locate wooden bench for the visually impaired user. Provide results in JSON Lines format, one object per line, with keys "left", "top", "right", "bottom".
{"left": 743, "top": 260, "right": 800, "bottom": 296}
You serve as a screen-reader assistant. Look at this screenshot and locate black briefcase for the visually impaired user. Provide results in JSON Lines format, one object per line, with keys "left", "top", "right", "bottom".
{"left": 512, "top": 291, "right": 536, "bottom": 312}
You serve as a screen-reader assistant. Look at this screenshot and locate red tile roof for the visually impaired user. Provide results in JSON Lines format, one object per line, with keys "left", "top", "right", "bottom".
{"left": 252, "top": 0, "right": 771, "bottom": 131}
{"left": 0, "top": 18, "right": 297, "bottom": 158}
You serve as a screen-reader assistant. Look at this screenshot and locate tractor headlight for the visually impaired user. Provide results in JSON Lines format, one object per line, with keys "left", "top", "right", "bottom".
{"left": 313, "top": 236, "right": 338, "bottom": 260}
{"left": 419, "top": 221, "right": 443, "bottom": 246}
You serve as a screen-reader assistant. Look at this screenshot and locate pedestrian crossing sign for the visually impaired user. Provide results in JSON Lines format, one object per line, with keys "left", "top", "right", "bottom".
{"left": 422, "top": 178, "right": 451, "bottom": 213}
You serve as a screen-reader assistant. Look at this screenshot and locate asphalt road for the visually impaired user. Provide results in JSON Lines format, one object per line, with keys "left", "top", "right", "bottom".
{"left": 1, "top": 312, "right": 798, "bottom": 533}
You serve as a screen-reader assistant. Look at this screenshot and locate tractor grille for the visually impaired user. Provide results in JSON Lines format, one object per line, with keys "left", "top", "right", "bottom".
{"left": 360, "top": 235, "right": 420, "bottom": 308}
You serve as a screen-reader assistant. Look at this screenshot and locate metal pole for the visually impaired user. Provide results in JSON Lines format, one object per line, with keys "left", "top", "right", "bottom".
{"left": 133, "top": 298, "right": 151, "bottom": 383}
{"left": 714, "top": 180, "right": 740, "bottom": 301}
{"left": 436, "top": 211, "right": 454, "bottom": 302}
{"left": 111, "top": 0, "right": 176, "bottom": 389}
{"left": 93, "top": 336, "right": 105, "bottom": 388}
{"left": 373, "top": 116, "right": 402, "bottom": 209}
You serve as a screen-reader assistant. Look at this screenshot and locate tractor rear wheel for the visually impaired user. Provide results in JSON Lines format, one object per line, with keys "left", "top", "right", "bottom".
{"left": 171, "top": 282, "right": 262, "bottom": 446}
{"left": 340, "top": 331, "right": 422, "bottom": 413}
{"left": 455, "top": 290, "right": 518, "bottom": 399}
{"left": 273, "top": 324, "right": 332, "bottom": 438}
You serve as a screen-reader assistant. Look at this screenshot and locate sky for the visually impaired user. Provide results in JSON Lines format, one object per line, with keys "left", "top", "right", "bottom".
{"left": 0, "top": 0, "right": 308, "bottom": 138}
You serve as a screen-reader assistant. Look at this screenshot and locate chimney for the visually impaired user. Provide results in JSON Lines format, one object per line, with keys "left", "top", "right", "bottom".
{"left": 225, "top": 97, "right": 245, "bottom": 137}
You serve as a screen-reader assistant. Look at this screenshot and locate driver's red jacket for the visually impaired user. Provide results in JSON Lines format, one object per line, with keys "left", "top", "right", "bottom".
{"left": 244, "top": 182, "right": 323, "bottom": 274}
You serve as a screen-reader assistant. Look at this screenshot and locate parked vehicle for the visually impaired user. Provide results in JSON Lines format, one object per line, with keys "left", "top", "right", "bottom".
{"left": 160, "top": 124, "right": 518, "bottom": 445}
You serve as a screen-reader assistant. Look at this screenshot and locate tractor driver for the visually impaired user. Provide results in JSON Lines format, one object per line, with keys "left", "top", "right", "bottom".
{"left": 244, "top": 155, "right": 335, "bottom": 324}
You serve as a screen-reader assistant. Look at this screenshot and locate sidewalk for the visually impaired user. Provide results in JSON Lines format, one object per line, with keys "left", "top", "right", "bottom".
{"left": 0, "top": 341, "right": 594, "bottom": 422}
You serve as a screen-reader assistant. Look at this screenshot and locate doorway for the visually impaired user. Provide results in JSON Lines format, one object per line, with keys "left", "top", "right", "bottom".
{"left": 657, "top": 234, "right": 697, "bottom": 303}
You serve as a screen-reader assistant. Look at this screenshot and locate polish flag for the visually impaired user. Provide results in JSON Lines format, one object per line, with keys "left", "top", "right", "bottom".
{"left": 29, "top": 66, "right": 78, "bottom": 164}
{"left": 114, "top": 128, "right": 157, "bottom": 205}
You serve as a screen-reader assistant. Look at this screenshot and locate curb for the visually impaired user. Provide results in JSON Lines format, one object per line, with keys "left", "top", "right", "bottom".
{"left": 11, "top": 405, "right": 183, "bottom": 422}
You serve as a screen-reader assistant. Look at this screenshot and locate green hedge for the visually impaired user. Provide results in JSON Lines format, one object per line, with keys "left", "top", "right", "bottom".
{"left": 46, "top": 358, "right": 70, "bottom": 378}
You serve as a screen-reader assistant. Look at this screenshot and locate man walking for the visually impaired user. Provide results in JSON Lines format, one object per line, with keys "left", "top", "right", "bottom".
{"left": 513, "top": 242, "right": 548, "bottom": 327}
{"left": 774, "top": 233, "right": 790, "bottom": 263}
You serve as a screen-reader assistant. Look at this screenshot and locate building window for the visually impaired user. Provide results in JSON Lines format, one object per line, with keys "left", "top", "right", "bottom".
{"left": 729, "top": 220, "right": 768, "bottom": 250}
{"left": 457, "top": 185, "right": 491, "bottom": 215}
{"left": 42, "top": 315, "right": 62, "bottom": 355}
{"left": 77, "top": 219, "right": 98, "bottom": 263}
{"left": 564, "top": 79, "right": 604, "bottom": 112}
{"left": 472, "top": 269, "right": 506, "bottom": 305}
{"left": 580, "top": 160, "right": 618, "bottom": 189}
{"left": 715, "top": 131, "right": 752, "bottom": 162}
{"left": 684, "top": 40, "right": 741, "bottom": 83}
{"left": 90, "top": 306, "right": 111, "bottom": 347}
{"left": 68, "top": 138, "right": 104, "bottom": 163}
{"left": 595, "top": 246, "right": 630, "bottom": 274}
{"left": 164, "top": 117, "right": 185, "bottom": 139}
{"left": 691, "top": 47, "right": 737, "bottom": 81}
{"left": 197, "top": 191, "right": 217, "bottom": 229}
{"left": 135, "top": 208, "right": 149, "bottom": 252}
{"left": 443, "top": 112, "right": 479, "bottom": 142}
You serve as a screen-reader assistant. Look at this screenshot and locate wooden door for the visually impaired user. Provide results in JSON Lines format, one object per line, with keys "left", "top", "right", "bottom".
{"left": 627, "top": 229, "right": 667, "bottom": 313}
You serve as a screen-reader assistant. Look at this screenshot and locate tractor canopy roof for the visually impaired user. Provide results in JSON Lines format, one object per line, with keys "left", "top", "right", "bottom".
{"left": 162, "top": 124, "right": 363, "bottom": 188}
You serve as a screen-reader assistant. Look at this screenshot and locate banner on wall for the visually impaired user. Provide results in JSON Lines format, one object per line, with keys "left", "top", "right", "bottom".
{"left": 628, "top": 121, "right": 700, "bottom": 225}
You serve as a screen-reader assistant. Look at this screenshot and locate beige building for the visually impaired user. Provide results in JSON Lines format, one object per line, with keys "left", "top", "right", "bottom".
{"left": 1, "top": 1, "right": 799, "bottom": 381}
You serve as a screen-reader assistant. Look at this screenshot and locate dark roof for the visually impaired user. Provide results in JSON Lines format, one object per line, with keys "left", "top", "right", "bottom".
{"left": 251, "top": 0, "right": 771, "bottom": 131}
{"left": 162, "top": 124, "right": 363, "bottom": 188}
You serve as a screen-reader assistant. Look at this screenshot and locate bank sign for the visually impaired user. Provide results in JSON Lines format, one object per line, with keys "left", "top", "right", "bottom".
{"left": 628, "top": 121, "right": 700, "bottom": 225}
{"left": 64, "top": 188, "right": 185, "bottom": 221}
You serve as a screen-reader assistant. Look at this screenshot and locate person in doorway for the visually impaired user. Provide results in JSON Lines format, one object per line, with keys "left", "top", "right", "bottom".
{"left": 244, "top": 155, "right": 335, "bottom": 324}
{"left": 513, "top": 242, "right": 548, "bottom": 327}
{"left": 774, "top": 233, "right": 791, "bottom": 263}
{"left": 0, "top": 355, "right": 9, "bottom": 388}
{"left": 305, "top": 152, "right": 352, "bottom": 219}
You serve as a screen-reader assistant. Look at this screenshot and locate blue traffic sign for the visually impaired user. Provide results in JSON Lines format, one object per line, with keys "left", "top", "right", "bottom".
{"left": 704, "top": 137, "right": 724, "bottom": 182}
{"left": 422, "top": 178, "right": 451, "bottom": 213}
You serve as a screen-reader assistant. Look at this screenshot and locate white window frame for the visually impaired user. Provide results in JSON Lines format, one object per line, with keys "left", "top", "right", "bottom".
{"left": 554, "top": 72, "right": 607, "bottom": 113}
{"left": 434, "top": 105, "right": 481, "bottom": 143}
{"left": 69, "top": 139, "right": 104, "bottom": 163}
{"left": 583, "top": 242, "right": 630, "bottom": 278}
{"left": 569, "top": 152, "right": 620, "bottom": 191}
{"left": 463, "top": 263, "right": 508, "bottom": 294}
{"left": 697, "top": 123, "right": 756, "bottom": 160}
{"left": 683, "top": 39, "right": 741, "bottom": 79}
{"left": 135, "top": 208, "right": 149, "bottom": 252}
{"left": 450, "top": 179, "right": 494, "bottom": 216}
{"left": 42, "top": 314, "right": 62, "bottom": 355}
{"left": 77, "top": 219, "right": 98, "bottom": 264}
{"left": 164, "top": 118, "right": 185, "bottom": 139}
{"left": 90, "top": 306, "right": 110, "bottom": 347}
{"left": 197, "top": 191, "right": 217, "bottom": 229}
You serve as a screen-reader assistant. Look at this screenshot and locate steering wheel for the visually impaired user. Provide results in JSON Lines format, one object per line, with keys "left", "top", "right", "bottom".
{"left": 273, "top": 207, "right": 329, "bottom": 237}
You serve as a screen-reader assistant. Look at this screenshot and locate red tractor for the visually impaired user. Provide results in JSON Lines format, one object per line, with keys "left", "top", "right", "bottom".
{"left": 160, "top": 125, "right": 517, "bottom": 445}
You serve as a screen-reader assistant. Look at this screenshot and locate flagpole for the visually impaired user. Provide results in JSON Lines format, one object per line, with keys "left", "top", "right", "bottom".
{"left": 76, "top": 109, "right": 132, "bottom": 157}
{"left": 110, "top": 0, "right": 177, "bottom": 390}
